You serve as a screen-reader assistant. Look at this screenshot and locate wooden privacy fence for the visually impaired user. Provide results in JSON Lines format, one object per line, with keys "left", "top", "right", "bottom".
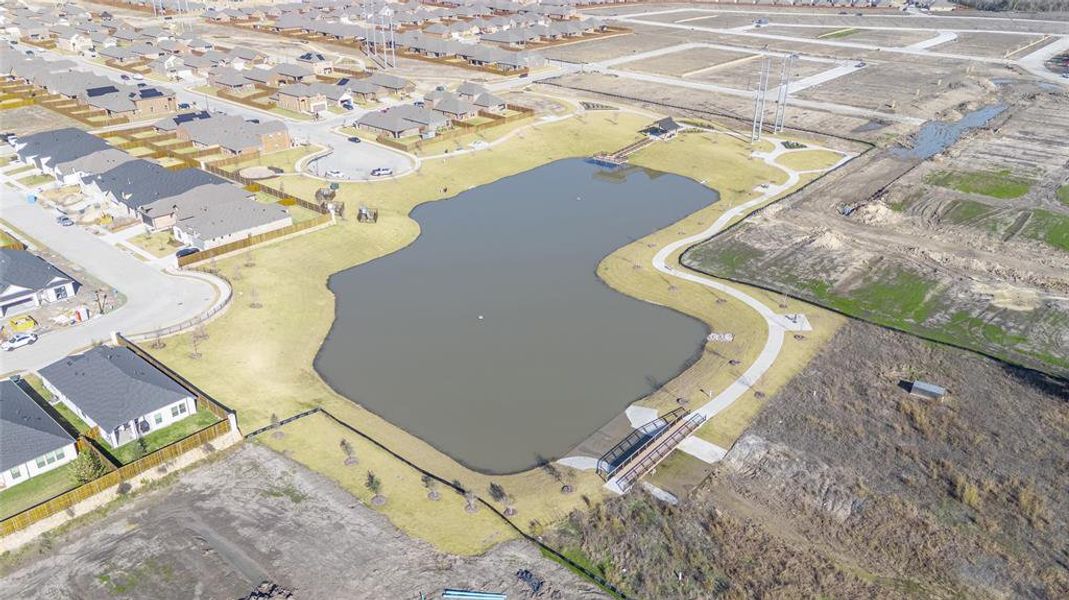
{"left": 201, "top": 159, "right": 330, "bottom": 215}
{"left": 176, "top": 213, "right": 332, "bottom": 267}
{"left": 1, "top": 336, "right": 238, "bottom": 537}
{"left": 0, "top": 419, "right": 231, "bottom": 537}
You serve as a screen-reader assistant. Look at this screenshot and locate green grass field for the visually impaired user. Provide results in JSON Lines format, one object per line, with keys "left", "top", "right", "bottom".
{"left": 1057, "top": 183, "right": 1069, "bottom": 206}
{"left": 1023, "top": 209, "right": 1069, "bottom": 253}
{"left": 106, "top": 410, "right": 219, "bottom": 465}
{"left": 0, "top": 462, "right": 79, "bottom": 520}
{"left": 926, "top": 169, "right": 1033, "bottom": 200}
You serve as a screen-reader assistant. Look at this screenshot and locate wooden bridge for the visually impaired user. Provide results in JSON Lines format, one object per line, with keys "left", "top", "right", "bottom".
{"left": 590, "top": 135, "right": 656, "bottom": 167}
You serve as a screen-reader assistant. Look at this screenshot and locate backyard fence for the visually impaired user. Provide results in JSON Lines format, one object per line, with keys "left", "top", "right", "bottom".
{"left": 201, "top": 158, "right": 331, "bottom": 215}
{"left": 0, "top": 417, "right": 232, "bottom": 537}
{"left": 175, "top": 212, "right": 332, "bottom": 267}
{"left": 0, "top": 336, "right": 238, "bottom": 537}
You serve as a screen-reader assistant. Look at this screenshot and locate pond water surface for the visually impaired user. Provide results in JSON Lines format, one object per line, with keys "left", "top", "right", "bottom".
{"left": 315, "top": 159, "right": 717, "bottom": 473}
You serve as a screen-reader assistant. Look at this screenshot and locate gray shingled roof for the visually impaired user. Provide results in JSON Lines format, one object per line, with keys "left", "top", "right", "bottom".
{"left": 15, "top": 127, "right": 112, "bottom": 170}
{"left": 0, "top": 379, "right": 75, "bottom": 472}
{"left": 39, "top": 346, "right": 193, "bottom": 433}
{"left": 0, "top": 248, "right": 75, "bottom": 295}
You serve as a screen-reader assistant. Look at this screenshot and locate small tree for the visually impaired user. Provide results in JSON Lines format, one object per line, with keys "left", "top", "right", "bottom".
{"left": 366, "top": 470, "right": 385, "bottom": 505}
{"left": 136, "top": 437, "right": 149, "bottom": 458}
{"left": 70, "top": 450, "right": 107, "bottom": 485}
{"left": 464, "top": 491, "right": 479, "bottom": 514}
{"left": 189, "top": 333, "right": 202, "bottom": 360}
{"left": 422, "top": 473, "right": 440, "bottom": 501}
{"left": 270, "top": 413, "right": 283, "bottom": 439}
{"left": 488, "top": 482, "right": 507, "bottom": 504}
{"left": 340, "top": 438, "right": 357, "bottom": 465}
{"left": 248, "top": 286, "right": 263, "bottom": 309}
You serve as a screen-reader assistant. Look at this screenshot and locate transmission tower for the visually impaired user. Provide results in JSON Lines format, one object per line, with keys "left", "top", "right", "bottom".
{"left": 751, "top": 57, "right": 771, "bottom": 143}
{"left": 773, "top": 53, "right": 797, "bottom": 133}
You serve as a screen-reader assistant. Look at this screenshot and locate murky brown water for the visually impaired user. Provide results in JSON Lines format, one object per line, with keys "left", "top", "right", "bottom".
{"left": 315, "top": 159, "right": 717, "bottom": 473}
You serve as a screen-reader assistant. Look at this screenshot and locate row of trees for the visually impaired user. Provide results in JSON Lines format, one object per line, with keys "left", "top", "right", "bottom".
{"left": 340, "top": 437, "right": 520, "bottom": 515}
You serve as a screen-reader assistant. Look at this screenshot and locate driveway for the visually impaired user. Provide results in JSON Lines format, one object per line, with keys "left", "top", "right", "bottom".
{"left": 0, "top": 187, "right": 221, "bottom": 374}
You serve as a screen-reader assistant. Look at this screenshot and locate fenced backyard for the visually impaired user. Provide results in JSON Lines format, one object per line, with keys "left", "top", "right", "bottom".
{"left": 0, "top": 336, "right": 237, "bottom": 537}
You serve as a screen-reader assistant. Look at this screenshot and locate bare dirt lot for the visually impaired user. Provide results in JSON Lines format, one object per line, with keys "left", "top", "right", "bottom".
{"left": 550, "top": 319, "right": 1069, "bottom": 599}
{"left": 0, "top": 445, "right": 607, "bottom": 600}
{"left": 684, "top": 83, "right": 1069, "bottom": 376}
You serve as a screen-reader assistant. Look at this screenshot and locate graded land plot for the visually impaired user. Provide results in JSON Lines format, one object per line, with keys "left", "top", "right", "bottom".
{"left": 827, "top": 28, "right": 940, "bottom": 47}
{"left": 794, "top": 58, "right": 996, "bottom": 118}
{"left": 0, "top": 104, "right": 82, "bottom": 136}
{"left": 938, "top": 32, "right": 1056, "bottom": 59}
{"left": 689, "top": 56, "right": 833, "bottom": 88}
{"left": 549, "top": 319, "right": 1069, "bottom": 599}
{"left": 619, "top": 46, "right": 759, "bottom": 78}
{"left": 0, "top": 444, "right": 608, "bottom": 600}
{"left": 538, "top": 28, "right": 681, "bottom": 63}
{"left": 546, "top": 72, "right": 887, "bottom": 141}
{"left": 678, "top": 29, "right": 877, "bottom": 61}
{"left": 146, "top": 102, "right": 853, "bottom": 553}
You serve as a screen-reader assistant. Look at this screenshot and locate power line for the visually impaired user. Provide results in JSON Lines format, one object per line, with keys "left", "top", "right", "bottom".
{"left": 751, "top": 57, "right": 771, "bottom": 143}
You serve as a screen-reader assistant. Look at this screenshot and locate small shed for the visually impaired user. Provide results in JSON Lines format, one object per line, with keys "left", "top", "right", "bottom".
{"left": 644, "top": 117, "right": 682, "bottom": 140}
{"left": 908, "top": 380, "right": 946, "bottom": 401}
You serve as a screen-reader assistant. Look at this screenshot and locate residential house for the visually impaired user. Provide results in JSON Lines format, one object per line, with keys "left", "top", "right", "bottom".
{"left": 208, "top": 66, "right": 253, "bottom": 91}
{"left": 296, "top": 51, "right": 332, "bottom": 75}
{"left": 0, "top": 379, "right": 77, "bottom": 490}
{"left": 365, "top": 71, "right": 414, "bottom": 95}
{"left": 431, "top": 93, "right": 478, "bottom": 121}
{"left": 356, "top": 104, "right": 449, "bottom": 139}
{"left": 158, "top": 111, "right": 291, "bottom": 156}
{"left": 39, "top": 346, "right": 197, "bottom": 449}
{"left": 162, "top": 190, "right": 294, "bottom": 250}
{"left": 0, "top": 248, "right": 78, "bottom": 316}
{"left": 472, "top": 91, "right": 507, "bottom": 113}
{"left": 275, "top": 83, "right": 328, "bottom": 114}
{"left": 272, "top": 62, "right": 315, "bottom": 84}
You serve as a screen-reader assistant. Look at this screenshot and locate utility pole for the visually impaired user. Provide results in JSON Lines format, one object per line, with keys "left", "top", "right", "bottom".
{"left": 773, "top": 53, "right": 797, "bottom": 133}
{"left": 751, "top": 57, "right": 771, "bottom": 143}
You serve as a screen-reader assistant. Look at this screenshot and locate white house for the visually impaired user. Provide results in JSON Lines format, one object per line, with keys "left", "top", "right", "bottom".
{"left": 1, "top": 379, "right": 77, "bottom": 490}
{"left": 39, "top": 346, "right": 197, "bottom": 449}
{"left": 0, "top": 248, "right": 78, "bottom": 317}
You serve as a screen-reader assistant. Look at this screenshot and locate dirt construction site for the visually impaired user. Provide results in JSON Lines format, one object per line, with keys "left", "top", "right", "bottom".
{"left": 0, "top": 444, "right": 607, "bottom": 600}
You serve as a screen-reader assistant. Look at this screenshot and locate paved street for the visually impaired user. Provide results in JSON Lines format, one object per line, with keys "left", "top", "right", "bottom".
{"left": 0, "top": 184, "right": 221, "bottom": 374}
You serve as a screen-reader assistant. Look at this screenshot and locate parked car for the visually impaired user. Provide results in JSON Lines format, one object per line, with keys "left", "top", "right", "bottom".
{"left": 855, "top": 62, "right": 866, "bottom": 68}
{"left": 178, "top": 102, "right": 191, "bottom": 109}
{"left": 136, "top": 83, "right": 147, "bottom": 88}
{"left": 519, "top": 73, "right": 529, "bottom": 78}
{"left": 132, "top": 73, "right": 144, "bottom": 81}
{"left": 175, "top": 247, "right": 200, "bottom": 258}
{"left": 347, "top": 136, "right": 362, "bottom": 144}
{"left": 340, "top": 101, "right": 354, "bottom": 110}
{"left": 370, "top": 167, "right": 393, "bottom": 177}
{"left": 2, "top": 333, "right": 38, "bottom": 352}
{"left": 325, "top": 169, "right": 345, "bottom": 179}
{"left": 56, "top": 215, "right": 74, "bottom": 227}
{"left": 120, "top": 74, "right": 130, "bottom": 80}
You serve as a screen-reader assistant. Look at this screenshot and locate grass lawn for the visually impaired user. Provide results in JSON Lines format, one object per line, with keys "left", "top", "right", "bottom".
{"left": 17, "top": 173, "right": 53, "bottom": 187}
{"left": 0, "top": 228, "right": 21, "bottom": 248}
{"left": 233, "top": 145, "right": 326, "bottom": 174}
{"left": 775, "top": 149, "right": 844, "bottom": 172}
{"left": 1057, "top": 184, "right": 1069, "bottom": 206}
{"left": 1023, "top": 209, "right": 1069, "bottom": 253}
{"left": 149, "top": 106, "right": 850, "bottom": 553}
{"left": 4, "top": 163, "right": 34, "bottom": 176}
{"left": 129, "top": 230, "right": 181, "bottom": 258}
{"left": 0, "top": 462, "right": 79, "bottom": 520}
{"left": 926, "top": 169, "right": 1034, "bottom": 200}
{"left": 269, "top": 106, "right": 312, "bottom": 121}
{"left": 106, "top": 410, "right": 219, "bottom": 465}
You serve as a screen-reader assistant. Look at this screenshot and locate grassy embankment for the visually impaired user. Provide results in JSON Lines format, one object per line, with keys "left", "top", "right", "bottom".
{"left": 150, "top": 111, "right": 849, "bottom": 554}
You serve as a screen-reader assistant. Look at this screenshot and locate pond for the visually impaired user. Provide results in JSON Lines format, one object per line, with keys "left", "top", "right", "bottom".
{"left": 315, "top": 159, "right": 717, "bottom": 473}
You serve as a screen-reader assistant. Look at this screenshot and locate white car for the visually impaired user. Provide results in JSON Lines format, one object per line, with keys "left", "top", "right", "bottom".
{"left": 325, "top": 169, "right": 345, "bottom": 179}
{"left": 2, "top": 333, "right": 37, "bottom": 351}
{"left": 132, "top": 73, "right": 144, "bottom": 81}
